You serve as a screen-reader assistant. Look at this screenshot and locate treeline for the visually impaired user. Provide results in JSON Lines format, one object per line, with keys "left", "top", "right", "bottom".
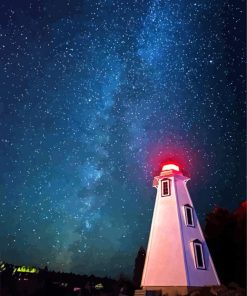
{"left": 0, "top": 263, "right": 134, "bottom": 296}
{"left": 204, "top": 201, "right": 246, "bottom": 288}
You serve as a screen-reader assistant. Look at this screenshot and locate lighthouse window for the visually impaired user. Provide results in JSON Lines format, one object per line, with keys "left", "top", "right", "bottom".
{"left": 161, "top": 179, "right": 170, "bottom": 196}
{"left": 193, "top": 241, "right": 205, "bottom": 269}
{"left": 184, "top": 205, "right": 194, "bottom": 227}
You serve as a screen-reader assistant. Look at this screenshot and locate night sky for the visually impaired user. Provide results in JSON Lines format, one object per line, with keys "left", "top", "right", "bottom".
{"left": 0, "top": 0, "right": 245, "bottom": 278}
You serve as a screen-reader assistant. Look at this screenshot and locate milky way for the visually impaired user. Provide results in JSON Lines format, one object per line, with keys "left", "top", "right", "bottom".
{"left": 0, "top": 0, "right": 245, "bottom": 277}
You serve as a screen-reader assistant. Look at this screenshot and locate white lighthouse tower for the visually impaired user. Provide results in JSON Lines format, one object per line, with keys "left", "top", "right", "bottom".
{"left": 140, "top": 164, "right": 220, "bottom": 295}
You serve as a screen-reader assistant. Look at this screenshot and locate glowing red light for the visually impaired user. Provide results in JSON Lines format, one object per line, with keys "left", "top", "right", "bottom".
{"left": 162, "top": 164, "right": 180, "bottom": 172}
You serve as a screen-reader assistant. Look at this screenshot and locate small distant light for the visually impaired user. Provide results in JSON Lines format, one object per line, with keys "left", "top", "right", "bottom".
{"left": 95, "top": 283, "right": 104, "bottom": 290}
{"left": 162, "top": 164, "right": 180, "bottom": 172}
{"left": 74, "top": 287, "right": 81, "bottom": 292}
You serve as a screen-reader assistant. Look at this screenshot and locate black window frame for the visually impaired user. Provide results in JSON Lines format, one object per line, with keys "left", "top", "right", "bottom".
{"left": 184, "top": 205, "right": 194, "bottom": 227}
{"left": 193, "top": 240, "right": 206, "bottom": 270}
{"left": 161, "top": 179, "right": 170, "bottom": 197}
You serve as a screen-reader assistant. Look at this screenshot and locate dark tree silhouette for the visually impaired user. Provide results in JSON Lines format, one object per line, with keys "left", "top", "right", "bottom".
{"left": 204, "top": 201, "right": 246, "bottom": 288}
{"left": 132, "top": 247, "right": 146, "bottom": 289}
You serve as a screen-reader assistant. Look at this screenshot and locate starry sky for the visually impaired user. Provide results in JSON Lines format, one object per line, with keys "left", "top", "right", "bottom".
{"left": 0, "top": 0, "right": 245, "bottom": 278}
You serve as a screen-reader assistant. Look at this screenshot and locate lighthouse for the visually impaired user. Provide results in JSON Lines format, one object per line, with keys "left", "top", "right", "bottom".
{"left": 140, "top": 164, "right": 220, "bottom": 295}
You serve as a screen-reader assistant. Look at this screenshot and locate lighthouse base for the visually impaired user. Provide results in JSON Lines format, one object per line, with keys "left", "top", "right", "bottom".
{"left": 137, "top": 286, "right": 188, "bottom": 296}
{"left": 135, "top": 286, "right": 222, "bottom": 296}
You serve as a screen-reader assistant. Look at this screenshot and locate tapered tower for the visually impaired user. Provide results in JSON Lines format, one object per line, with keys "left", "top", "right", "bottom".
{"left": 140, "top": 164, "right": 220, "bottom": 295}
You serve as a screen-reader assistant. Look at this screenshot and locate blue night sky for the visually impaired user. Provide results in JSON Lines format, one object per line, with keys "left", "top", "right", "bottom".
{"left": 0, "top": 0, "right": 245, "bottom": 277}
